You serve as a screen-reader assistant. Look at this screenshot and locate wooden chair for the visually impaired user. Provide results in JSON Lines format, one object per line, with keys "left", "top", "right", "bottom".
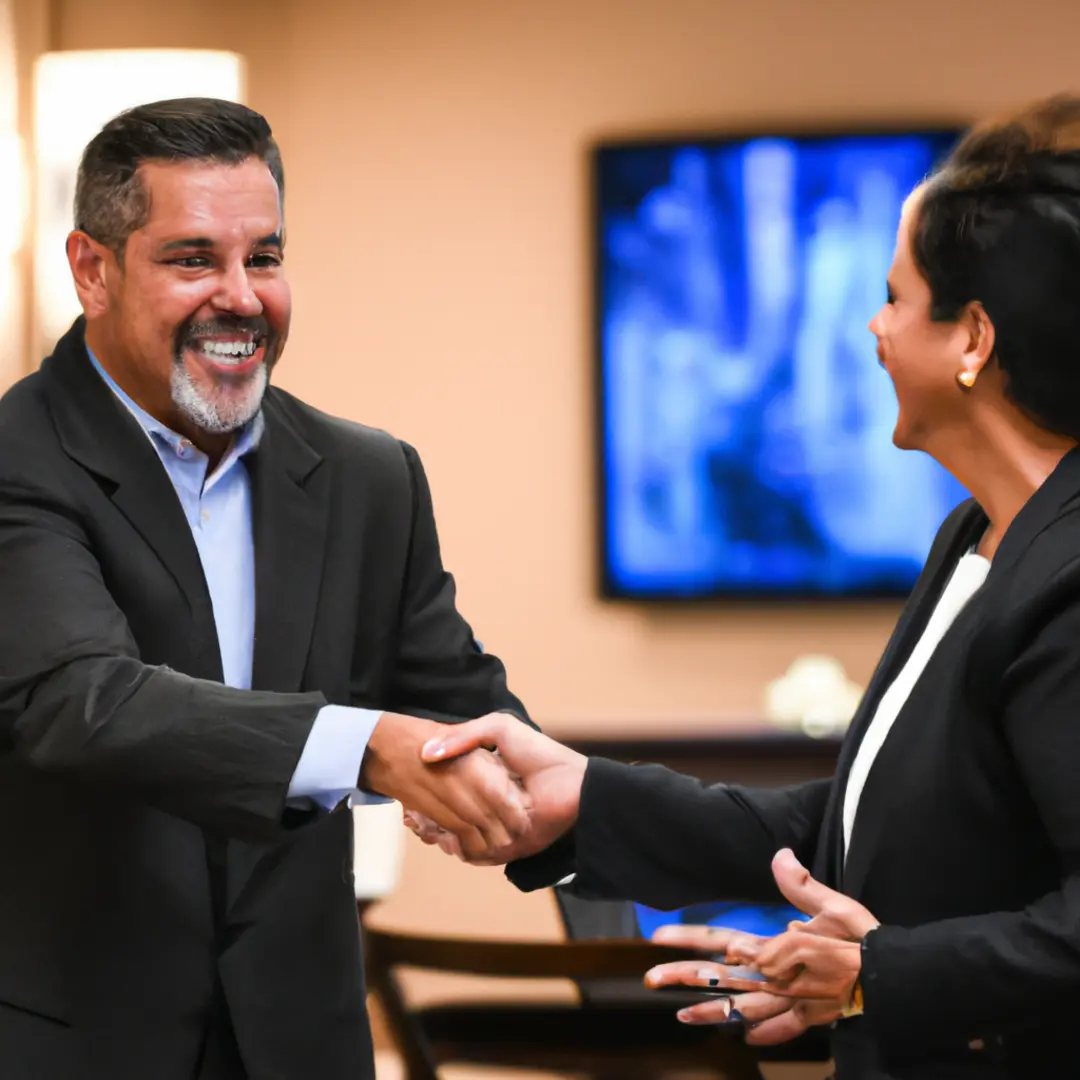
{"left": 363, "top": 922, "right": 770, "bottom": 1079}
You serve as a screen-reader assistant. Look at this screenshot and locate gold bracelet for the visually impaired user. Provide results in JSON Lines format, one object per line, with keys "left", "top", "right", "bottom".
{"left": 840, "top": 978, "right": 864, "bottom": 1019}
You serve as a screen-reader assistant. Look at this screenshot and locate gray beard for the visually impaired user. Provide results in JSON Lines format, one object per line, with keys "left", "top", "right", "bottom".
{"left": 170, "top": 358, "right": 268, "bottom": 435}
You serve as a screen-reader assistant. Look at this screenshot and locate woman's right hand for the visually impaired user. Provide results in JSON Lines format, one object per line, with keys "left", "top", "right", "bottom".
{"left": 414, "top": 716, "right": 588, "bottom": 865}
{"left": 645, "top": 924, "right": 845, "bottom": 1044}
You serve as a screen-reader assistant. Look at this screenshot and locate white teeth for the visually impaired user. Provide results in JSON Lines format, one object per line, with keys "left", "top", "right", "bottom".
{"left": 198, "top": 340, "right": 258, "bottom": 363}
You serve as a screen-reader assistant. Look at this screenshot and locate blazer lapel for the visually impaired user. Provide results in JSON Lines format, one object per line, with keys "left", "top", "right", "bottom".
{"left": 838, "top": 448, "right": 1080, "bottom": 896}
{"left": 815, "top": 499, "right": 987, "bottom": 889}
{"left": 43, "top": 321, "right": 221, "bottom": 675}
{"left": 247, "top": 395, "right": 329, "bottom": 694}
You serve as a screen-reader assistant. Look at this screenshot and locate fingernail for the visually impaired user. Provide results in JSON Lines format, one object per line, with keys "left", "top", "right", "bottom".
{"left": 677, "top": 999, "right": 732, "bottom": 1024}
{"left": 422, "top": 740, "right": 447, "bottom": 759}
{"left": 696, "top": 967, "right": 719, "bottom": 986}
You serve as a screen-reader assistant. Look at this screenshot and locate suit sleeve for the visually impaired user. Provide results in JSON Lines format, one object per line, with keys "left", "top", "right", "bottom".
{"left": 0, "top": 474, "right": 325, "bottom": 842}
{"left": 860, "top": 557, "right": 1080, "bottom": 1053}
{"left": 384, "top": 441, "right": 534, "bottom": 728}
{"left": 509, "top": 760, "right": 831, "bottom": 909}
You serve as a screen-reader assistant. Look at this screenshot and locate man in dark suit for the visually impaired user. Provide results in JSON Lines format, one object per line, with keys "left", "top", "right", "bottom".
{"left": 0, "top": 98, "right": 531, "bottom": 1079}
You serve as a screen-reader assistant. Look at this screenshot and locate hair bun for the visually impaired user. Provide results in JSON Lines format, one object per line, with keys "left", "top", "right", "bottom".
{"left": 947, "top": 95, "right": 1080, "bottom": 198}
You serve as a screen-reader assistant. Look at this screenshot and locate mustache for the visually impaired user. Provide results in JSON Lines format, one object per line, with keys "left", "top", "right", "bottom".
{"left": 178, "top": 316, "right": 271, "bottom": 345}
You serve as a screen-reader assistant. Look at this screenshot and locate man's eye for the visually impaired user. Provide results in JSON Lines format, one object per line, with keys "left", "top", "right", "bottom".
{"left": 249, "top": 253, "right": 282, "bottom": 268}
{"left": 169, "top": 257, "right": 211, "bottom": 269}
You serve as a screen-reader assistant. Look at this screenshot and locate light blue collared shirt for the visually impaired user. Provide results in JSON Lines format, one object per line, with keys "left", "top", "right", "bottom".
{"left": 88, "top": 350, "right": 383, "bottom": 811}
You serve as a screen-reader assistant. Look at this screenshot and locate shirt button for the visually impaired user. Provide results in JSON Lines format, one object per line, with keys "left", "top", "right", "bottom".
{"left": 178, "top": 439, "right": 192, "bottom": 457}
{"left": 200, "top": 510, "right": 210, "bottom": 523}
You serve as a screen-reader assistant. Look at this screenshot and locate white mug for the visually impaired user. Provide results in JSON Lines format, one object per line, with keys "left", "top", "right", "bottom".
{"left": 351, "top": 800, "right": 405, "bottom": 901}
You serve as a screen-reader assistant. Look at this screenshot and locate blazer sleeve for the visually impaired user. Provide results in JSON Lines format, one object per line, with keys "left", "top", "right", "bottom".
{"left": 860, "top": 554, "right": 1080, "bottom": 1053}
{"left": 0, "top": 472, "right": 325, "bottom": 842}
{"left": 509, "top": 759, "right": 832, "bottom": 909}
{"left": 383, "top": 441, "right": 534, "bottom": 728}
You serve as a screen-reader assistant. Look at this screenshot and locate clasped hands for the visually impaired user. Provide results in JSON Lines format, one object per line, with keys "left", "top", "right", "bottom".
{"left": 644, "top": 848, "right": 879, "bottom": 1045}
{"left": 361, "top": 711, "right": 586, "bottom": 864}
{"left": 378, "top": 714, "right": 877, "bottom": 1045}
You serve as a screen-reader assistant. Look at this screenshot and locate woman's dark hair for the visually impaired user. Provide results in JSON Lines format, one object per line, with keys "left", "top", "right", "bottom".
{"left": 913, "top": 94, "right": 1080, "bottom": 438}
{"left": 73, "top": 97, "right": 284, "bottom": 259}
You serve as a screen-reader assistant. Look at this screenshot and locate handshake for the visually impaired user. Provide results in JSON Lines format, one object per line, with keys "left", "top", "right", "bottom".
{"left": 360, "top": 711, "right": 587, "bottom": 865}
{"left": 362, "top": 713, "right": 882, "bottom": 1044}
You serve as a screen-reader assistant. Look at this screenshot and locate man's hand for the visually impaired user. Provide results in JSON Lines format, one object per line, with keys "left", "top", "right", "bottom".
{"left": 360, "top": 712, "right": 530, "bottom": 862}
{"left": 412, "top": 714, "right": 588, "bottom": 864}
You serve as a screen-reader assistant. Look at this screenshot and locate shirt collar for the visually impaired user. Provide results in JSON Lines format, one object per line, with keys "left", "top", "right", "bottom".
{"left": 86, "top": 345, "right": 264, "bottom": 460}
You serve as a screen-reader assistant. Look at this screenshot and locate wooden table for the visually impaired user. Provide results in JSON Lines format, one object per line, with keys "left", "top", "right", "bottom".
{"left": 562, "top": 728, "right": 845, "bottom": 787}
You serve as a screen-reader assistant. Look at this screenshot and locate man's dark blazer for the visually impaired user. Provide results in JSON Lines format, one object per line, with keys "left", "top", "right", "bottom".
{"left": 0, "top": 320, "right": 529, "bottom": 1080}
{"left": 512, "top": 449, "right": 1080, "bottom": 1078}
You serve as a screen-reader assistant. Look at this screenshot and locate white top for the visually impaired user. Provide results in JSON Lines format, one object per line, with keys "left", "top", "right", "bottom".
{"left": 842, "top": 551, "right": 991, "bottom": 857}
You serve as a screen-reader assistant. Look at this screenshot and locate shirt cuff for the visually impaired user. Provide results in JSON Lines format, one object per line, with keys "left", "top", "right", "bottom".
{"left": 287, "top": 704, "right": 391, "bottom": 812}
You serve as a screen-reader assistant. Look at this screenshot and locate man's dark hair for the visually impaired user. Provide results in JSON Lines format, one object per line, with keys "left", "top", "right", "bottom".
{"left": 74, "top": 97, "right": 284, "bottom": 258}
{"left": 913, "top": 94, "right": 1080, "bottom": 438}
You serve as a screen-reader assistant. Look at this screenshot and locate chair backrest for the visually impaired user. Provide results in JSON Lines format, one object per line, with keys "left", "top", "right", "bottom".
{"left": 553, "top": 886, "right": 707, "bottom": 1007}
{"left": 362, "top": 919, "right": 701, "bottom": 1078}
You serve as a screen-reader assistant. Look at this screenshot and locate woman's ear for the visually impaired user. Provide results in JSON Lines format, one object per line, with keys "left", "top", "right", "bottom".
{"left": 959, "top": 300, "right": 996, "bottom": 378}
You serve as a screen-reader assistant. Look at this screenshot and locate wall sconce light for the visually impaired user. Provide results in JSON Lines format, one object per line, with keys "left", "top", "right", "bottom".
{"left": 0, "top": 131, "right": 24, "bottom": 258}
{"left": 32, "top": 49, "right": 245, "bottom": 346}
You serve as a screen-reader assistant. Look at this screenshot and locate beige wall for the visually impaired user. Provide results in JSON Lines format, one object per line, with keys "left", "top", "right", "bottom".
{"left": 28, "top": 0, "right": 1080, "bottom": 737}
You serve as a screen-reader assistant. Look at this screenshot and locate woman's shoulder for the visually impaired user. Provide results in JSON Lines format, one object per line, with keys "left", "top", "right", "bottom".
{"left": 982, "top": 502, "right": 1080, "bottom": 656}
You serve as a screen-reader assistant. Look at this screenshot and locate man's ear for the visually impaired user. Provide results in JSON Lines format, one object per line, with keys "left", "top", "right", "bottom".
{"left": 66, "top": 231, "right": 117, "bottom": 319}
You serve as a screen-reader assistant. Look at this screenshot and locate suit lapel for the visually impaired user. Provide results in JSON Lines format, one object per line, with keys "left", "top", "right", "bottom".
{"left": 43, "top": 321, "right": 222, "bottom": 676}
{"left": 247, "top": 395, "right": 329, "bottom": 693}
{"left": 837, "top": 449, "right": 1080, "bottom": 896}
{"left": 815, "top": 499, "right": 987, "bottom": 888}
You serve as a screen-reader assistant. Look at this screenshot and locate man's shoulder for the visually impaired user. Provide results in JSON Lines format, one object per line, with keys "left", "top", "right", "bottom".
{"left": 263, "top": 386, "right": 416, "bottom": 476}
{"left": 0, "top": 367, "right": 49, "bottom": 426}
{"left": 0, "top": 368, "right": 58, "bottom": 463}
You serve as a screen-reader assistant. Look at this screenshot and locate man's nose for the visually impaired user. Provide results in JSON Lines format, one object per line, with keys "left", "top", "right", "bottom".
{"left": 213, "top": 262, "right": 263, "bottom": 316}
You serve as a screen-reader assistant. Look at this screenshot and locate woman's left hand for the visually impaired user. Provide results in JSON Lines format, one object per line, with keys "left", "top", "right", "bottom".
{"left": 753, "top": 929, "right": 862, "bottom": 1000}
{"left": 643, "top": 933, "right": 860, "bottom": 1003}
{"left": 645, "top": 847, "right": 879, "bottom": 1014}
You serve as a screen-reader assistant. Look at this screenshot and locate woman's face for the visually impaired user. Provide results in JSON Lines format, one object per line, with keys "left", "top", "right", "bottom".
{"left": 869, "top": 191, "right": 972, "bottom": 451}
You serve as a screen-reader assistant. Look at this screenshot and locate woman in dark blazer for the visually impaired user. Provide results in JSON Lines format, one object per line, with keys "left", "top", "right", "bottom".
{"left": 414, "top": 94, "right": 1080, "bottom": 1079}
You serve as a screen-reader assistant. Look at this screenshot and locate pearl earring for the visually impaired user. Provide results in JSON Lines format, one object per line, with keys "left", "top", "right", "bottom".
{"left": 956, "top": 370, "right": 977, "bottom": 390}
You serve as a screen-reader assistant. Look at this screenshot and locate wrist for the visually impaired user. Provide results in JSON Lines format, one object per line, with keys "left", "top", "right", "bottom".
{"left": 359, "top": 712, "right": 434, "bottom": 798}
{"left": 840, "top": 925, "right": 878, "bottom": 1020}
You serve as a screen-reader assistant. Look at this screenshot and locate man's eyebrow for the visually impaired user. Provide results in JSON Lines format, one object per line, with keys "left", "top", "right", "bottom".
{"left": 158, "top": 237, "right": 215, "bottom": 252}
{"left": 157, "top": 233, "right": 283, "bottom": 253}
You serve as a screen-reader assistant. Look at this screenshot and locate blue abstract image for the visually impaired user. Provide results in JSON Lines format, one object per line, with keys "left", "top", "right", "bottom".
{"left": 598, "top": 132, "right": 968, "bottom": 598}
{"left": 634, "top": 899, "right": 809, "bottom": 941}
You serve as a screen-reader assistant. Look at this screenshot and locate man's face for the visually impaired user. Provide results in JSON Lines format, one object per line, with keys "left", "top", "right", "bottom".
{"left": 79, "top": 157, "right": 290, "bottom": 436}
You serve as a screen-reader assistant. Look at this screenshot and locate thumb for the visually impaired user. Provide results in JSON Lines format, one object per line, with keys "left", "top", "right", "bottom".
{"left": 421, "top": 714, "right": 509, "bottom": 763}
{"left": 771, "top": 848, "right": 835, "bottom": 919}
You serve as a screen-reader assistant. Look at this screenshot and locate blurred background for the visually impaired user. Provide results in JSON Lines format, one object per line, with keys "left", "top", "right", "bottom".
{"left": 3, "top": 1, "right": 1079, "bottom": 1077}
